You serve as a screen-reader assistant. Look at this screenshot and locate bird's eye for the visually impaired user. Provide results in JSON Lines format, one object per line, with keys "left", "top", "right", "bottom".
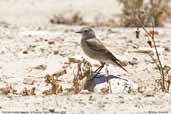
{"left": 84, "top": 30, "right": 88, "bottom": 32}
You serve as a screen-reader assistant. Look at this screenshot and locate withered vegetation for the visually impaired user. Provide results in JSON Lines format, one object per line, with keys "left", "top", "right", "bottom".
{"left": 118, "top": 0, "right": 171, "bottom": 27}
{"left": 49, "top": 11, "right": 119, "bottom": 27}
{"left": 135, "top": 12, "right": 171, "bottom": 92}
{"left": 64, "top": 58, "right": 92, "bottom": 94}
{"left": 42, "top": 69, "right": 67, "bottom": 95}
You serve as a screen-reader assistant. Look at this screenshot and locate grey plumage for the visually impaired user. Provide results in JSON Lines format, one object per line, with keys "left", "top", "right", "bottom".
{"left": 76, "top": 27, "right": 128, "bottom": 72}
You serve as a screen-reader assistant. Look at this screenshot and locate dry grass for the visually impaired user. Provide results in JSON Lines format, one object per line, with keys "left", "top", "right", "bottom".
{"left": 118, "top": 0, "right": 171, "bottom": 27}
{"left": 50, "top": 12, "right": 86, "bottom": 25}
{"left": 136, "top": 12, "right": 171, "bottom": 92}
{"left": 49, "top": 12, "right": 119, "bottom": 27}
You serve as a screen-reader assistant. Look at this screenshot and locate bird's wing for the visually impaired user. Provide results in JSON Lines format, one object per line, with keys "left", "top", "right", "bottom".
{"left": 85, "top": 38, "right": 108, "bottom": 53}
{"left": 86, "top": 38, "right": 128, "bottom": 73}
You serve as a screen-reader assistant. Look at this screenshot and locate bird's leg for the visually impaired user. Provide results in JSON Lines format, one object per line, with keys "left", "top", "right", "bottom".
{"left": 89, "top": 62, "right": 105, "bottom": 81}
{"left": 94, "top": 62, "right": 105, "bottom": 73}
{"left": 95, "top": 65, "right": 103, "bottom": 73}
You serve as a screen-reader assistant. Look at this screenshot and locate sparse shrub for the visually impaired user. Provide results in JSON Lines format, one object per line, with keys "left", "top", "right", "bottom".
{"left": 49, "top": 11, "right": 119, "bottom": 27}
{"left": 118, "top": 0, "right": 171, "bottom": 27}
{"left": 50, "top": 12, "right": 86, "bottom": 25}
{"left": 136, "top": 13, "right": 171, "bottom": 92}
{"left": 118, "top": 0, "right": 143, "bottom": 27}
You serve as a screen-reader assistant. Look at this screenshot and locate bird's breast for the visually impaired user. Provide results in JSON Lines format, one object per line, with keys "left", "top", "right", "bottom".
{"left": 81, "top": 39, "right": 95, "bottom": 58}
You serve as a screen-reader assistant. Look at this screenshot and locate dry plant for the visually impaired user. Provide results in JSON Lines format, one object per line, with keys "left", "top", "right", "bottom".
{"left": 50, "top": 12, "right": 86, "bottom": 25}
{"left": 0, "top": 84, "right": 36, "bottom": 96}
{"left": 42, "top": 69, "right": 66, "bottom": 95}
{"left": 93, "top": 16, "right": 119, "bottom": 27}
{"left": 118, "top": 0, "right": 143, "bottom": 27}
{"left": 49, "top": 11, "right": 119, "bottom": 27}
{"left": 118, "top": 0, "right": 171, "bottom": 27}
{"left": 20, "top": 87, "right": 36, "bottom": 96}
{"left": 65, "top": 58, "right": 92, "bottom": 93}
{"left": 163, "top": 65, "right": 171, "bottom": 91}
{"left": 0, "top": 69, "right": 67, "bottom": 96}
{"left": 66, "top": 57, "right": 112, "bottom": 94}
{"left": 136, "top": 12, "right": 171, "bottom": 92}
{"left": 0, "top": 84, "right": 12, "bottom": 95}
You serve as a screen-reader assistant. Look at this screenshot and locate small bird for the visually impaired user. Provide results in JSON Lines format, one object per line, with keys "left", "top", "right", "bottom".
{"left": 76, "top": 27, "right": 128, "bottom": 73}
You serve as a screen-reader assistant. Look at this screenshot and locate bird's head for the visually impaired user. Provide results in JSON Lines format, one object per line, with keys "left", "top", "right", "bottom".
{"left": 76, "top": 27, "right": 95, "bottom": 39}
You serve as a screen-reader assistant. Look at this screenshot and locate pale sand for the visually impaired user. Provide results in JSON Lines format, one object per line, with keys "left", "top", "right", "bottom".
{"left": 0, "top": 0, "right": 171, "bottom": 114}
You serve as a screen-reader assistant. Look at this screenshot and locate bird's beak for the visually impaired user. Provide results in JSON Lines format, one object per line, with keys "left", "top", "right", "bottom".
{"left": 75, "top": 30, "right": 82, "bottom": 33}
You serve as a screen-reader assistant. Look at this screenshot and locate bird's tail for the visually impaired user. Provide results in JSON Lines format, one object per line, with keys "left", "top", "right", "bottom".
{"left": 111, "top": 55, "right": 128, "bottom": 73}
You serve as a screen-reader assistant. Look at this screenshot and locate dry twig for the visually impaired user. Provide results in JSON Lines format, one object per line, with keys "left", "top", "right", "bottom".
{"left": 136, "top": 12, "right": 169, "bottom": 92}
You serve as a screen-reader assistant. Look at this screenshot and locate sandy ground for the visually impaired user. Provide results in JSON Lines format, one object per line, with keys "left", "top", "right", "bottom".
{"left": 0, "top": 0, "right": 121, "bottom": 28}
{"left": 0, "top": 0, "right": 171, "bottom": 114}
